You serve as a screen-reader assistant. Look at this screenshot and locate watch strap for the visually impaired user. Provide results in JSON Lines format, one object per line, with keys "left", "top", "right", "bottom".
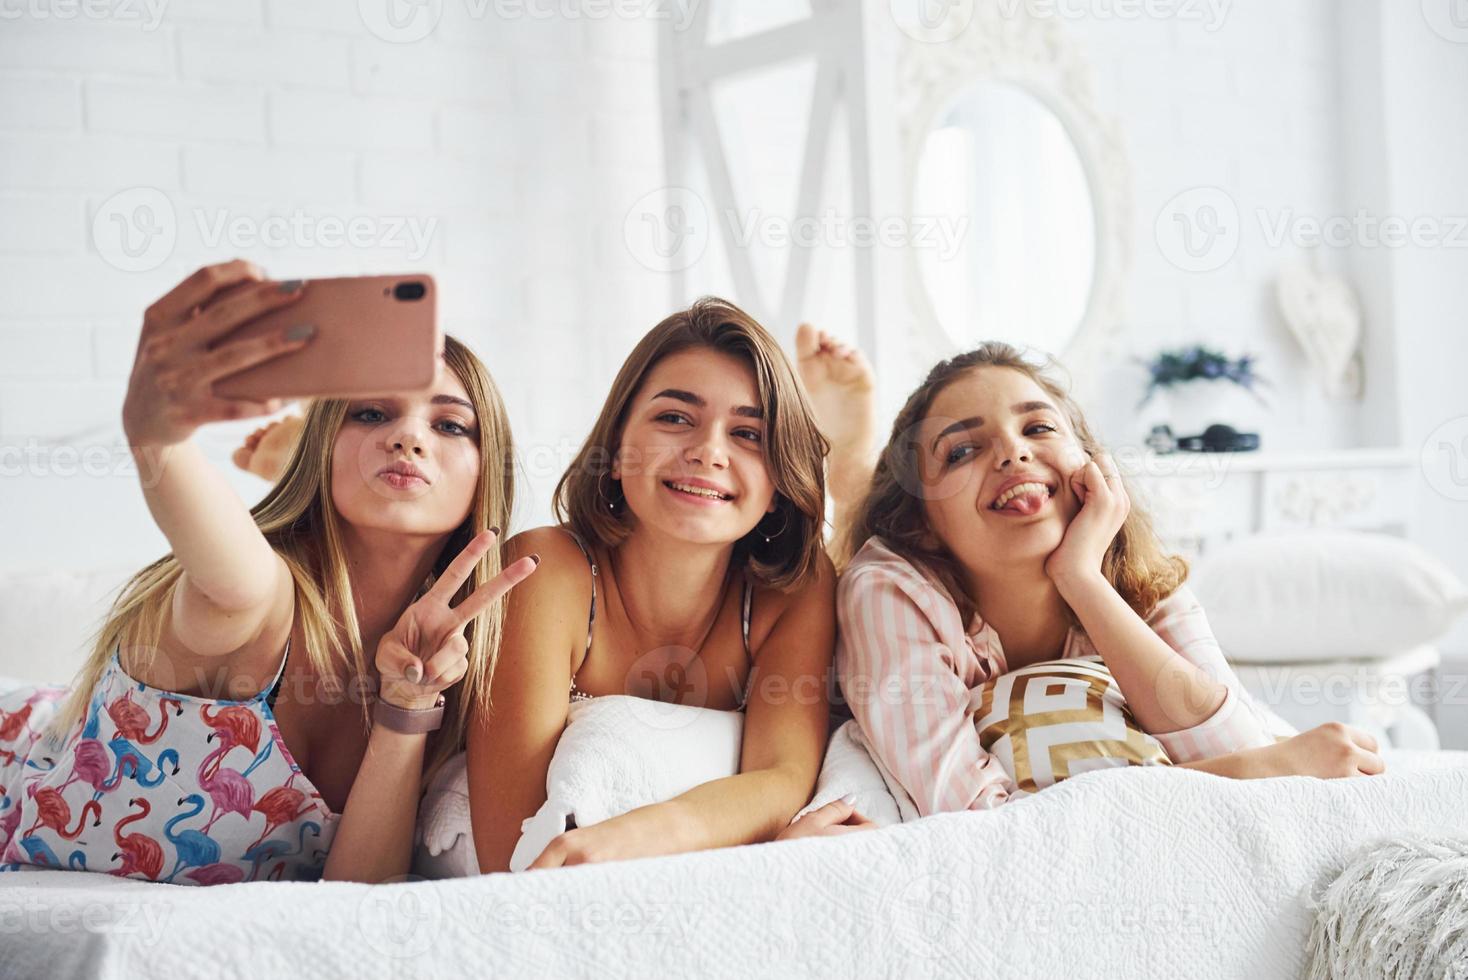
{"left": 374, "top": 692, "right": 445, "bottom": 733}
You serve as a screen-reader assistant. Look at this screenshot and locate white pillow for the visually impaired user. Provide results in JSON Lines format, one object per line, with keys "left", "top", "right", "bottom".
{"left": 1190, "top": 531, "right": 1468, "bottom": 662}
{"left": 793, "top": 719, "right": 905, "bottom": 827}
{"left": 0, "top": 566, "right": 136, "bottom": 684}
{"left": 415, "top": 695, "right": 745, "bottom": 877}
{"left": 413, "top": 701, "right": 904, "bottom": 877}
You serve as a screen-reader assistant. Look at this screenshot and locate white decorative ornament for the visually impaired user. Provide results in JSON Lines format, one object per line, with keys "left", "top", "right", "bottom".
{"left": 1276, "top": 260, "right": 1363, "bottom": 399}
{"left": 1269, "top": 473, "right": 1376, "bottom": 528}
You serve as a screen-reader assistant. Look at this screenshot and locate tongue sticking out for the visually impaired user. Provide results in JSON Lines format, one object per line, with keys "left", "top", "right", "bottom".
{"left": 998, "top": 490, "right": 1047, "bottom": 516}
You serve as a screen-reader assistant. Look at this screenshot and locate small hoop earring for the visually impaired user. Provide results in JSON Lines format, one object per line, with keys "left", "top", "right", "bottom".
{"left": 597, "top": 472, "right": 623, "bottom": 513}
{"left": 757, "top": 508, "right": 788, "bottom": 545}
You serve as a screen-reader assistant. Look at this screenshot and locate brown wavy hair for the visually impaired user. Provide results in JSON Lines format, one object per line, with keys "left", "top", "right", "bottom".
{"left": 554, "top": 297, "right": 828, "bottom": 591}
{"left": 841, "top": 342, "right": 1187, "bottom": 625}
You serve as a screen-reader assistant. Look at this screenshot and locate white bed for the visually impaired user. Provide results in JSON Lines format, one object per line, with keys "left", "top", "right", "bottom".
{"left": 2, "top": 749, "right": 1465, "bottom": 980}
{"left": 3, "top": 562, "right": 1466, "bottom": 979}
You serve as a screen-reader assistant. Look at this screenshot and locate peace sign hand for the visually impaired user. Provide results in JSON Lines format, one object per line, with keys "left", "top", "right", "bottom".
{"left": 376, "top": 529, "right": 539, "bottom": 711}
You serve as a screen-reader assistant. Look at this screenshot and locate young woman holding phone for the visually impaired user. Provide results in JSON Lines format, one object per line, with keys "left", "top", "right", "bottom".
{"left": 0, "top": 260, "right": 536, "bottom": 883}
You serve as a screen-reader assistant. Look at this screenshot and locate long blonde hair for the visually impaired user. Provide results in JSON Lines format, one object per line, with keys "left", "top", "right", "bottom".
{"left": 47, "top": 335, "right": 515, "bottom": 792}
{"left": 842, "top": 342, "right": 1187, "bottom": 625}
{"left": 553, "top": 296, "right": 829, "bottom": 591}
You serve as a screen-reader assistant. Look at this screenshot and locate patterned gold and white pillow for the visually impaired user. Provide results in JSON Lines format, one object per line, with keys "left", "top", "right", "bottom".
{"left": 971, "top": 655, "right": 1172, "bottom": 793}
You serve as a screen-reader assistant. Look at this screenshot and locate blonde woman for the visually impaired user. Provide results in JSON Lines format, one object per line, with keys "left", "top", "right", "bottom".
{"left": 0, "top": 260, "right": 536, "bottom": 883}
{"left": 466, "top": 298, "right": 837, "bottom": 871}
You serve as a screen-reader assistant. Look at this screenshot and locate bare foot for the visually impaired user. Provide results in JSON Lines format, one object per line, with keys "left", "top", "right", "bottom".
{"left": 232, "top": 414, "right": 304, "bottom": 483}
{"left": 794, "top": 323, "right": 879, "bottom": 508}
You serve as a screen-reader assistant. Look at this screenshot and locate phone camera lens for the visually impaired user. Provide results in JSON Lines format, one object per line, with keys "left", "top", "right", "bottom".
{"left": 393, "top": 281, "right": 427, "bottom": 301}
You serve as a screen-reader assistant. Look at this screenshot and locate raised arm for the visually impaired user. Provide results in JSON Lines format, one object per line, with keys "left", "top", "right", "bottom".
{"left": 122, "top": 259, "right": 315, "bottom": 663}
{"left": 323, "top": 529, "right": 538, "bottom": 882}
{"left": 1046, "top": 453, "right": 1243, "bottom": 747}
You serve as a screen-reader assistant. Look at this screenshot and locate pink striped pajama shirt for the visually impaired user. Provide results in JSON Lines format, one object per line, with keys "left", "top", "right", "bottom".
{"left": 835, "top": 536, "right": 1280, "bottom": 817}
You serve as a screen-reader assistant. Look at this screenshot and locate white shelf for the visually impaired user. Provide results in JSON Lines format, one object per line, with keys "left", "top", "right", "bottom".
{"left": 1118, "top": 446, "right": 1416, "bottom": 479}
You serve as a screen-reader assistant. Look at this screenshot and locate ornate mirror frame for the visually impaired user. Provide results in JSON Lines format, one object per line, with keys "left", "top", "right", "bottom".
{"left": 895, "top": 3, "right": 1132, "bottom": 402}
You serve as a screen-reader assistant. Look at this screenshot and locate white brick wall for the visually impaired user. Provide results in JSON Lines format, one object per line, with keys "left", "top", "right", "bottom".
{"left": 0, "top": 77, "right": 83, "bottom": 130}
{"left": 0, "top": 1, "right": 670, "bottom": 572}
{"left": 87, "top": 82, "right": 269, "bottom": 141}
{"left": 0, "top": 2, "right": 1449, "bottom": 580}
{"left": 179, "top": 31, "right": 353, "bottom": 89}
{"left": 0, "top": 20, "right": 173, "bottom": 74}
{"left": 267, "top": 92, "right": 436, "bottom": 150}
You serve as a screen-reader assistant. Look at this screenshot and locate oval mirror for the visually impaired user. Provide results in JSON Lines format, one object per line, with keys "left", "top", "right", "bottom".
{"left": 913, "top": 81, "right": 1097, "bottom": 355}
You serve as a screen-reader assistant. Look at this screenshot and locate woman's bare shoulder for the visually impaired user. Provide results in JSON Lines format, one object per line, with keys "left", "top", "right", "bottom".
{"left": 747, "top": 547, "right": 837, "bottom": 640}
{"left": 496, "top": 526, "right": 598, "bottom": 632}
{"left": 502, "top": 526, "right": 596, "bottom": 583}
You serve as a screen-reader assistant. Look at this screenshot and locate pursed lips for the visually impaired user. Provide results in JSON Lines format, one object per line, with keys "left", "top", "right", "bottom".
{"left": 378, "top": 461, "right": 430, "bottom": 486}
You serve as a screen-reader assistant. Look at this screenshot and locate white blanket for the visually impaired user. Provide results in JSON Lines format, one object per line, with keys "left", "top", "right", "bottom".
{"left": 4, "top": 750, "right": 1466, "bottom": 980}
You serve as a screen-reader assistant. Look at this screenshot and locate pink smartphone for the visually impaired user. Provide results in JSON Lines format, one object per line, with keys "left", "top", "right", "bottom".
{"left": 210, "top": 273, "right": 440, "bottom": 400}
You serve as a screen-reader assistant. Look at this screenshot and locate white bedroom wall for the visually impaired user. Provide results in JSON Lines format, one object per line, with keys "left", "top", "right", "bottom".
{"left": 673, "top": 2, "right": 1365, "bottom": 456}
{"left": 0, "top": 0, "right": 670, "bottom": 572}
{"left": 1068, "top": 0, "right": 1468, "bottom": 741}
{"left": 1375, "top": 0, "right": 1468, "bottom": 742}
{"left": 1056, "top": 2, "right": 1362, "bottom": 451}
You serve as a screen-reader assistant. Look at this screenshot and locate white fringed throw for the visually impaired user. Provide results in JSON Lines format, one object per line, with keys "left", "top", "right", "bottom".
{"left": 1305, "top": 835, "right": 1468, "bottom": 980}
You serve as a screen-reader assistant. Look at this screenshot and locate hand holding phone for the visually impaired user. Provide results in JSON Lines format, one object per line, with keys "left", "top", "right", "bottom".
{"left": 124, "top": 263, "right": 442, "bottom": 451}
{"left": 210, "top": 272, "right": 440, "bottom": 400}
{"left": 123, "top": 260, "right": 309, "bottom": 450}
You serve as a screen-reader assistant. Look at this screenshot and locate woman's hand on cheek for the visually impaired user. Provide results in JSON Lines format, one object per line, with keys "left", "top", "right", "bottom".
{"left": 1043, "top": 451, "right": 1130, "bottom": 590}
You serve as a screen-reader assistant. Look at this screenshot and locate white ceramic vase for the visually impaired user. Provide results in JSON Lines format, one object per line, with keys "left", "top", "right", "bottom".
{"left": 1164, "top": 379, "right": 1260, "bottom": 437}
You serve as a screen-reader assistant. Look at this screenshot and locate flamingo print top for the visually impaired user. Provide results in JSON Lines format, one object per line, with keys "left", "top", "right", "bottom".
{"left": 0, "top": 638, "right": 340, "bottom": 884}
